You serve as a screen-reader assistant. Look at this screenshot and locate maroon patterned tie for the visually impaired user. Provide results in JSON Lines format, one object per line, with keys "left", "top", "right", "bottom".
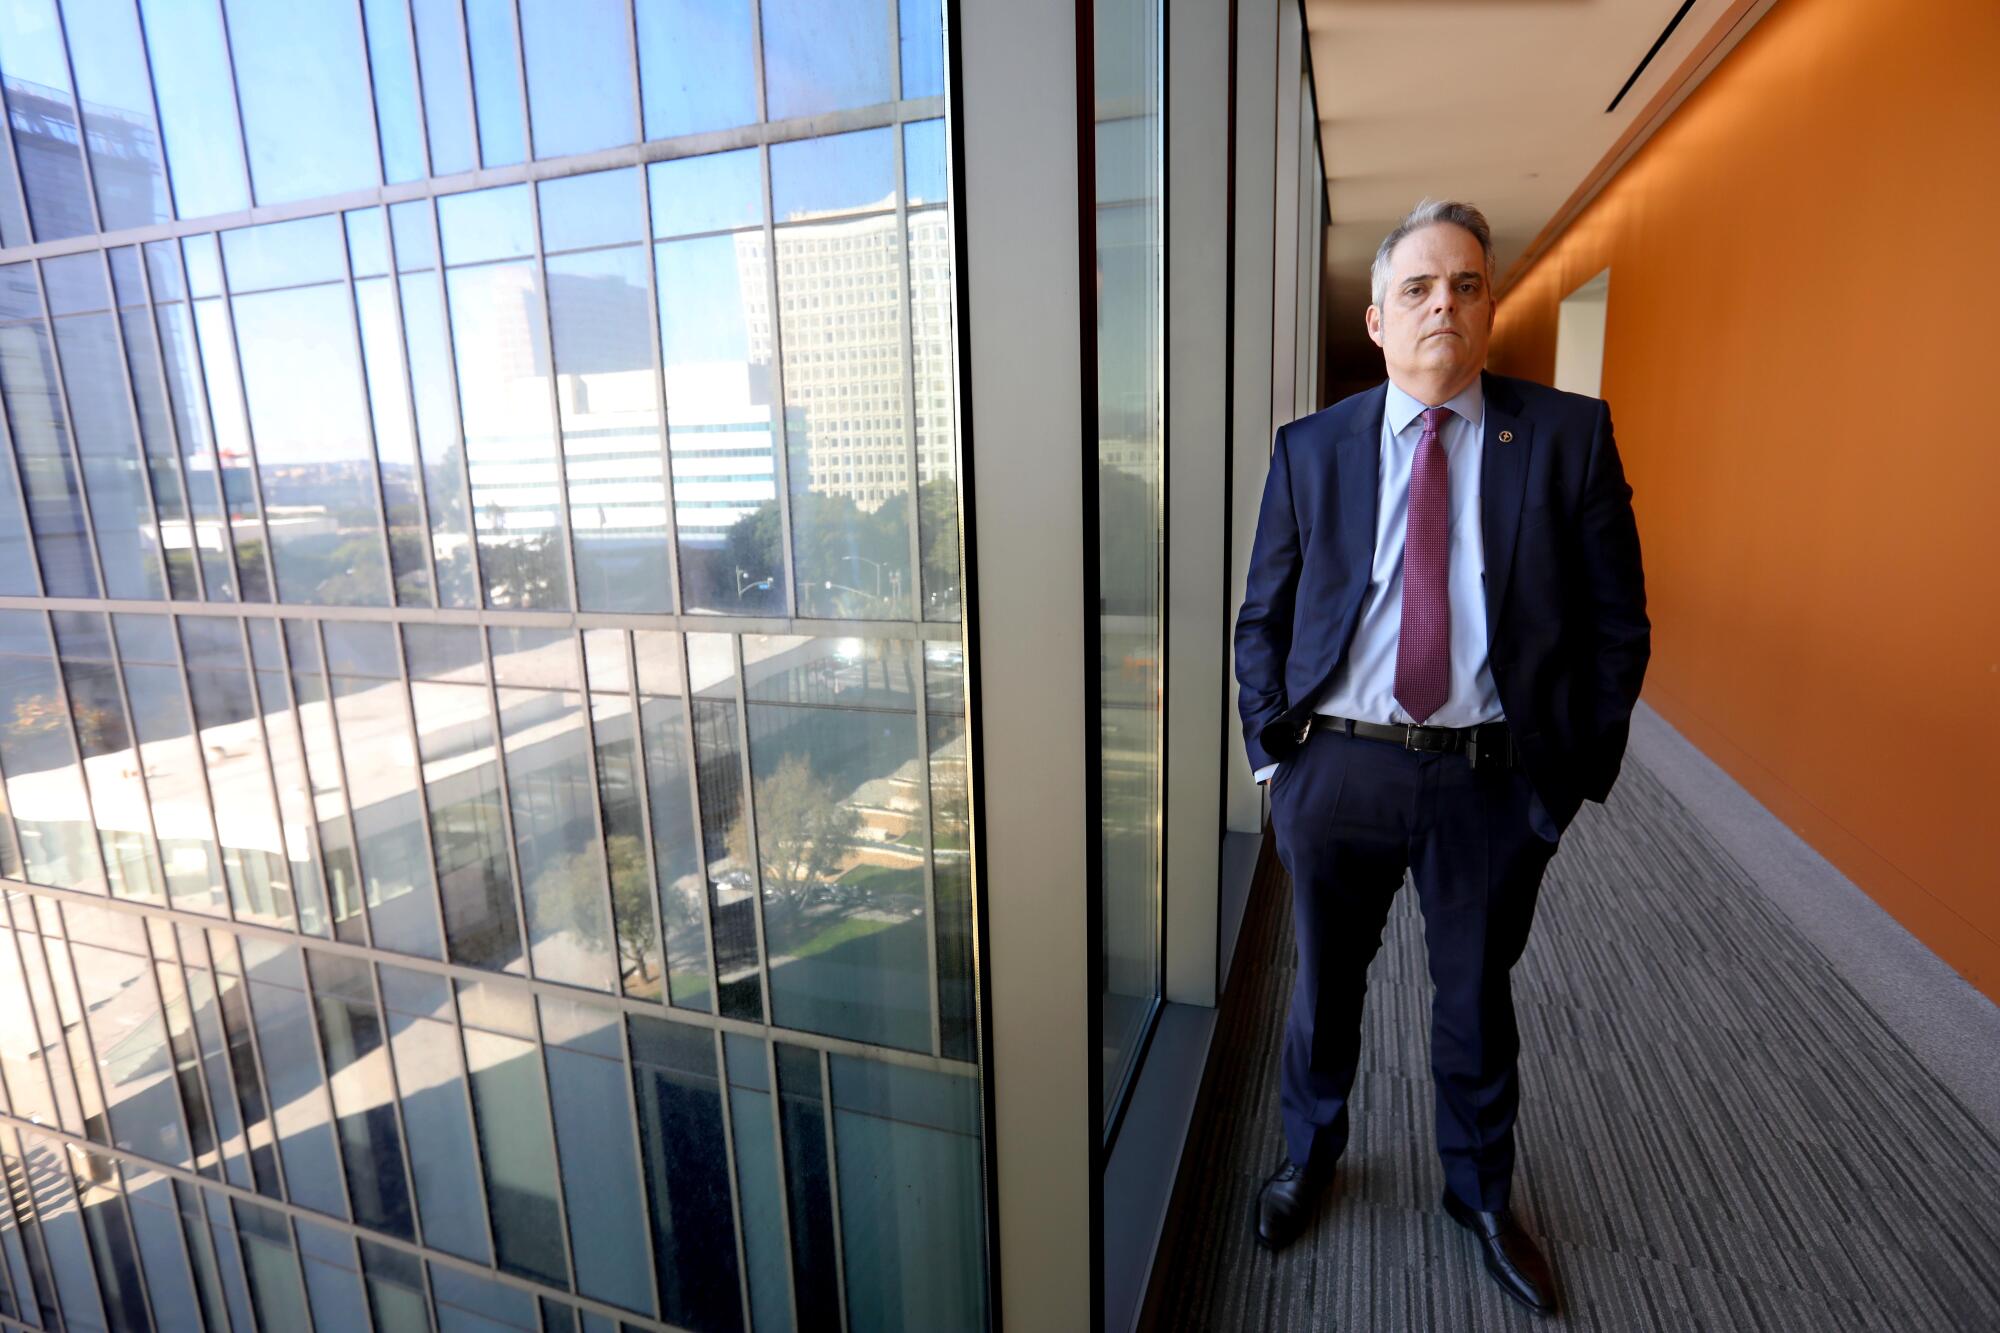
{"left": 1394, "top": 406, "right": 1452, "bottom": 723}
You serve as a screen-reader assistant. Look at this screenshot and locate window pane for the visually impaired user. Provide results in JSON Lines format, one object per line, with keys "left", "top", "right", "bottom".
{"left": 411, "top": 679, "right": 524, "bottom": 973}
{"left": 770, "top": 132, "right": 913, "bottom": 620}
{"left": 379, "top": 965, "right": 492, "bottom": 1263}
{"left": 305, "top": 950, "right": 416, "bottom": 1238}
{"left": 116, "top": 297, "right": 202, "bottom": 600}
{"left": 586, "top": 663, "right": 663, "bottom": 1000}
{"left": 652, "top": 218, "right": 782, "bottom": 615}
{"left": 687, "top": 633, "right": 761, "bottom": 1021}
{"left": 519, "top": 0, "right": 635, "bottom": 158}
{"left": 61, "top": 0, "right": 172, "bottom": 227}
{"left": 324, "top": 623, "right": 442, "bottom": 959}
{"left": 829, "top": 1055, "right": 986, "bottom": 1329}
{"left": 900, "top": 0, "right": 945, "bottom": 98}
{"left": 136, "top": 0, "right": 251, "bottom": 218}
{"left": 0, "top": 266, "right": 98, "bottom": 596}
{"left": 122, "top": 657, "right": 228, "bottom": 913}
{"left": 0, "top": 613, "right": 100, "bottom": 889}
{"left": 289, "top": 648, "right": 368, "bottom": 943}
{"left": 239, "top": 938, "right": 348, "bottom": 1218}
{"left": 545, "top": 237, "right": 673, "bottom": 612}
{"left": 925, "top": 645, "right": 975, "bottom": 1060}
{"left": 461, "top": 1024, "right": 567, "bottom": 1285}
{"left": 70, "top": 1153, "right": 154, "bottom": 1332}
{"left": 181, "top": 958, "right": 261, "bottom": 1190}
{"left": 251, "top": 656, "right": 335, "bottom": 938}
{"left": 723, "top": 1034, "right": 792, "bottom": 1333}
{"left": 634, "top": 630, "right": 712, "bottom": 1011}
{"left": 362, "top": 0, "right": 427, "bottom": 183}
{"left": 181, "top": 617, "right": 297, "bottom": 929}
{"left": 761, "top": 0, "right": 891, "bottom": 121}
{"left": 392, "top": 217, "right": 480, "bottom": 607}
{"left": 231, "top": 282, "right": 395, "bottom": 606}
{"left": 125, "top": 1169, "right": 205, "bottom": 1330}
{"left": 54, "top": 634, "right": 165, "bottom": 904}
{"left": 496, "top": 672, "right": 616, "bottom": 992}
{"left": 637, "top": 0, "right": 757, "bottom": 139}
{"left": 362, "top": 1238, "right": 430, "bottom": 1331}
{"left": 12, "top": 1132, "right": 108, "bottom": 1330}
{"left": 446, "top": 257, "right": 570, "bottom": 608}
{"left": 222, "top": 0, "right": 380, "bottom": 204}
{"left": 431, "top": 1261, "right": 539, "bottom": 1332}
{"left": 465, "top": 0, "right": 527, "bottom": 168}
{"left": 541, "top": 997, "right": 652, "bottom": 1314}
{"left": 188, "top": 281, "right": 274, "bottom": 601}
{"left": 744, "top": 636, "right": 929, "bottom": 1051}
{"left": 296, "top": 1215, "right": 373, "bottom": 1333}
{"left": 234, "top": 1198, "right": 311, "bottom": 1330}
{"left": 774, "top": 1043, "right": 838, "bottom": 1321}
{"left": 411, "top": 0, "right": 477, "bottom": 175}
{"left": 908, "top": 199, "right": 961, "bottom": 621}
{"left": 70, "top": 939, "right": 191, "bottom": 1166}
{"left": 626, "top": 1014, "right": 741, "bottom": 1332}
{"left": 0, "top": 0, "right": 94, "bottom": 241}
{"left": 354, "top": 275, "right": 437, "bottom": 605}
{"left": 146, "top": 256, "right": 240, "bottom": 600}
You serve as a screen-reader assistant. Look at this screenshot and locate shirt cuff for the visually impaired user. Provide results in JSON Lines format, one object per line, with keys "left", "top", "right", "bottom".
{"left": 1253, "top": 763, "right": 1279, "bottom": 785}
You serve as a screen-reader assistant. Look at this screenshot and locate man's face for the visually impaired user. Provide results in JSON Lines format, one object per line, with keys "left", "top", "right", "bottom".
{"left": 1365, "top": 222, "right": 1495, "bottom": 396}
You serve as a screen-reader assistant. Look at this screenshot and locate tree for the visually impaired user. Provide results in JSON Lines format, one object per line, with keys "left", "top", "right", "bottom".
{"left": 750, "top": 754, "right": 859, "bottom": 920}
{"left": 604, "top": 833, "right": 658, "bottom": 987}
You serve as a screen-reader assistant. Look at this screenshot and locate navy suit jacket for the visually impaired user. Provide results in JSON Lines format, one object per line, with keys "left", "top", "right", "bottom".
{"left": 1234, "top": 370, "right": 1650, "bottom": 831}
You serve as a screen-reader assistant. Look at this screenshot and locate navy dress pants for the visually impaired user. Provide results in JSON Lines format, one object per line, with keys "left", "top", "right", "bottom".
{"left": 1268, "top": 724, "right": 1559, "bottom": 1213}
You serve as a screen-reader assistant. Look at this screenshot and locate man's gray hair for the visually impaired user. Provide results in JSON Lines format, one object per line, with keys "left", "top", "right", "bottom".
{"left": 1369, "top": 199, "right": 1495, "bottom": 308}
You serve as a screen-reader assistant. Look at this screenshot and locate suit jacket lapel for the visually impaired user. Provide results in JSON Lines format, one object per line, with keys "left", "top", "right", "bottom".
{"left": 1480, "top": 371, "right": 1531, "bottom": 645}
{"left": 1335, "top": 383, "right": 1386, "bottom": 594}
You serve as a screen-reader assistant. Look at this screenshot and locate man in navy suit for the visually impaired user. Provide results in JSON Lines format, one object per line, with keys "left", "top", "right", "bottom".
{"left": 1234, "top": 200, "right": 1649, "bottom": 1315}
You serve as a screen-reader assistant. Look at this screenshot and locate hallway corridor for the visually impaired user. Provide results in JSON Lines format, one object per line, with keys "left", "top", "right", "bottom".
{"left": 1151, "top": 714, "right": 2000, "bottom": 1331}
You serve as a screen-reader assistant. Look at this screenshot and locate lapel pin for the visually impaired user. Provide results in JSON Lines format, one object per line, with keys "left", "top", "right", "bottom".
{"left": 1498, "top": 430, "right": 1513, "bottom": 443}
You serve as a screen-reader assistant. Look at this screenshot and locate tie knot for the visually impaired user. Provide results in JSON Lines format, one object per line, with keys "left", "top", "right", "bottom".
{"left": 1421, "top": 406, "right": 1451, "bottom": 437}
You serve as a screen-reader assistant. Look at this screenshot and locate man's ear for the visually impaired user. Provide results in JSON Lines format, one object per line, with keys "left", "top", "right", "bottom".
{"left": 1365, "top": 305, "right": 1383, "bottom": 349}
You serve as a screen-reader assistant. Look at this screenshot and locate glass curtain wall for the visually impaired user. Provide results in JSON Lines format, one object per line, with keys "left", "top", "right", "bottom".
{"left": 0, "top": 1, "right": 985, "bottom": 1330}
{"left": 1094, "top": 0, "right": 1166, "bottom": 1136}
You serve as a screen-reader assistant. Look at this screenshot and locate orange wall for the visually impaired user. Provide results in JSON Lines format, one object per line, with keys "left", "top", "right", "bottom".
{"left": 1488, "top": 0, "right": 2000, "bottom": 1002}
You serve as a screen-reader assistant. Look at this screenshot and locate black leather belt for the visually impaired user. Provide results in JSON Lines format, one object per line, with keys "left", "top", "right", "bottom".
{"left": 1294, "top": 713, "right": 1519, "bottom": 769}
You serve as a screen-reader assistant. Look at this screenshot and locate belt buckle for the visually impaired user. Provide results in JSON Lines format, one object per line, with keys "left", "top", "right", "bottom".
{"left": 1402, "top": 724, "right": 1418, "bottom": 751}
{"left": 1294, "top": 715, "right": 1314, "bottom": 747}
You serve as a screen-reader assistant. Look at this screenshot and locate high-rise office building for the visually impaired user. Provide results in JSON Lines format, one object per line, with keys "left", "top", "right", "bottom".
{"left": 0, "top": 2, "right": 984, "bottom": 1330}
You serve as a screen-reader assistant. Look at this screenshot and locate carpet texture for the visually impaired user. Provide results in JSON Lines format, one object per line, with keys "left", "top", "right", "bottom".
{"left": 1147, "top": 755, "right": 2000, "bottom": 1331}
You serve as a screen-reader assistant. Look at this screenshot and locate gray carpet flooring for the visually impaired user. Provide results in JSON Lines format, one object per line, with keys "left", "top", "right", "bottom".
{"left": 1149, "top": 755, "right": 2000, "bottom": 1331}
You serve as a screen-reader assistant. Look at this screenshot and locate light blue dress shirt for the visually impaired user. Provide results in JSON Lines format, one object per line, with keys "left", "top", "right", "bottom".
{"left": 1255, "top": 377, "right": 1504, "bottom": 784}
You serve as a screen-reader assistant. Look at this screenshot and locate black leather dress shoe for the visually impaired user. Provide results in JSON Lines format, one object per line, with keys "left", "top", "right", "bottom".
{"left": 1251, "top": 1156, "right": 1332, "bottom": 1251}
{"left": 1441, "top": 1188, "right": 1557, "bottom": 1316}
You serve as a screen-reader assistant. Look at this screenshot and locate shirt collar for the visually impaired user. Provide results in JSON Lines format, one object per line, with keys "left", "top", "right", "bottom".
{"left": 1384, "top": 374, "right": 1484, "bottom": 439}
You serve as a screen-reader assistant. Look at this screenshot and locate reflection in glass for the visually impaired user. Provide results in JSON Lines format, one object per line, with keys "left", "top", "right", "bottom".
{"left": 46, "top": 253, "right": 167, "bottom": 599}
{"left": 354, "top": 266, "right": 437, "bottom": 606}
{"left": 51, "top": 613, "right": 163, "bottom": 902}
{"left": 362, "top": 1237, "right": 430, "bottom": 1332}
{"left": 432, "top": 1261, "right": 541, "bottom": 1331}
{"left": 324, "top": 623, "right": 442, "bottom": 959}
{"left": 830, "top": 1055, "right": 986, "bottom": 1328}
{"left": 1094, "top": 0, "right": 1166, "bottom": 1130}
{"left": 543, "top": 172, "right": 674, "bottom": 612}
{"left": 120, "top": 645, "right": 226, "bottom": 914}
{"left": 687, "top": 633, "right": 762, "bottom": 1021}
{"left": 297, "top": 1214, "right": 373, "bottom": 1332}
{"left": 70, "top": 1145, "right": 153, "bottom": 1331}
{"left": 246, "top": 621, "right": 333, "bottom": 936}
{"left": 379, "top": 965, "right": 491, "bottom": 1264}
{"left": 901, "top": 0, "right": 947, "bottom": 98}
{"left": 361, "top": 0, "right": 426, "bottom": 184}
{"left": 634, "top": 629, "right": 712, "bottom": 1010}
{"left": 239, "top": 938, "right": 348, "bottom": 1219}
{"left": 135, "top": 0, "right": 250, "bottom": 219}
{"left": 126, "top": 1168, "right": 206, "bottom": 1330}
{"left": 722, "top": 1033, "right": 793, "bottom": 1333}
{"left": 188, "top": 261, "right": 274, "bottom": 602}
{"left": 637, "top": 0, "right": 757, "bottom": 139}
{"left": 178, "top": 941, "right": 261, "bottom": 1192}
{"left": 495, "top": 658, "right": 616, "bottom": 991}
{"left": 520, "top": 0, "right": 635, "bottom": 159}
{"left": 410, "top": 0, "right": 476, "bottom": 175}
{"left": 906, "top": 136, "right": 961, "bottom": 623}
{"left": 541, "top": 996, "right": 653, "bottom": 1314}
{"left": 925, "top": 644, "right": 976, "bottom": 1060}
{"left": 114, "top": 252, "right": 202, "bottom": 599}
{"left": 180, "top": 617, "right": 296, "bottom": 929}
{"left": 62, "top": 0, "right": 172, "bottom": 228}
{"left": 745, "top": 636, "right": 929, "bottom": 1051}
{"left": 409, "top": 673, "right": 523, "bottom": 973}
{"left": 145, "top": 241, "right": 240, "bottom": 600}
{"left": 235, "top": 1197, "right": 312, "bottom": 1330}
{"left": 221, "top": 0, "right": 379, "bottom": 204}
{"left": 13, "top": 1131, "right": 109, "bottom": 1329}
{"left": 307, "top": 950, "right": 417, "bottom": 1239}
{"left": 761, "top": 0, "right": 891, "bottom": 121}
{"left": 71, "top": 936, "right": 189, "bottom": 1167}
{"left": 770, "top": 131, "right": 913, "bottom": 619}
{"left": 0, "top": 263, "right": 98, "bottom": 596}
{"left": 445, "top": 237, "right": 570, "bottom": 607}
{"left": 465, "top": 0, "right": 527, "bottom": 168}
{"left": 461, "top": 1017, "right": 568, "bottom": 1285}
{"left": 627, "top": 1014, "right": 742, "bottom": 1332}
{"left": 289, "top": 636, "right": 368, "bottom": 944}
{"left": 584, "top": 631, "right": 664, "bottom": 999}
{"left": 231, "top": 280, "right": 393, "bottom": 606}
{"left": 775, "top": 1044, "right": 840, "bottom": 1321}
{"left": 0, "top": 0, "right": 95, "bottom": 241}
{"left": 391, "top": 199, "right": 480, "bottom": 607}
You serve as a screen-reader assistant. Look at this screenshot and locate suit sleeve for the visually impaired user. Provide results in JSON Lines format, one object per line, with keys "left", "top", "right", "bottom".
{"left": 1234, "top": 424, "right": 1303, "bottom": 773}
{"left": 1575, "top": 400, "right": 1651, "bottom": 801}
